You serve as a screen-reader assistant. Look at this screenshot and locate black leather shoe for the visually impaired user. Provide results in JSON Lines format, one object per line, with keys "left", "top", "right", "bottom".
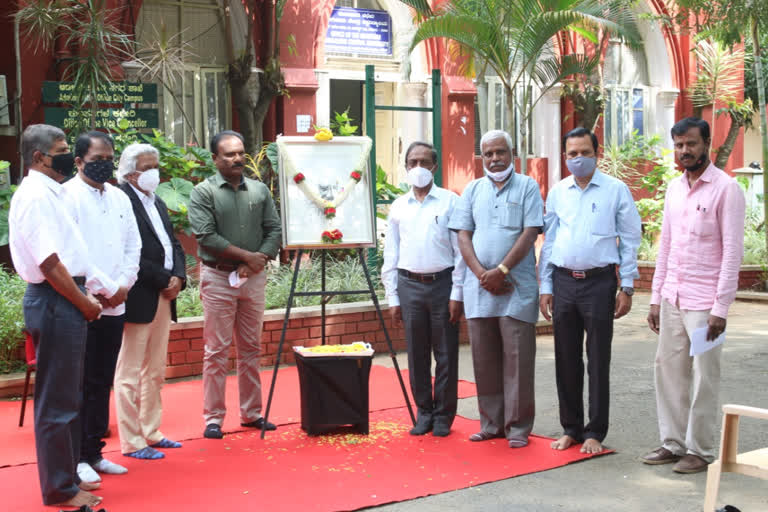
{"left": 203, "top": 423, "right": 223, "bottom": 439}
{"left": 241, "top": 417, "right": 277, "bottom": 431}
{"left": 409, "top": 418, "right": 433, "bottom": 436}
{"left": 432, "top": 423, "right": 451, "bottom": 437}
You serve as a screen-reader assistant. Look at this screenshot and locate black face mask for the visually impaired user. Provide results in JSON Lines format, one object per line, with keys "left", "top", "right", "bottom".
{"left": 46, "top": 152, "right": 75, "bottom": 178}
{"left": 83, "top": 159, "right": 114, "bottom": 183}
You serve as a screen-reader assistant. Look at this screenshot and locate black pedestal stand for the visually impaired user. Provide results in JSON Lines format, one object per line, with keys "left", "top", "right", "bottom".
{"left": 260, "top": 248, "right": 415, "bottom": 438}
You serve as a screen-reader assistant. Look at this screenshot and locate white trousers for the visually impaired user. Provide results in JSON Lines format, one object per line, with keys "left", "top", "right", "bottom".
{"left": 114, "top": 296, "right": 172, "bottom": 454}
{"left": 655, "top": 299, "right": 722, "bottom": 461}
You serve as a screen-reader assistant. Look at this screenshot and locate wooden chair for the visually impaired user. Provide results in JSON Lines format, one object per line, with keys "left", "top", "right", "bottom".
{"left": 18, "top": 330, "right": 36, "bottom": 427}
{"left": 703, "top": 404, "right": 768, "bottom": 511}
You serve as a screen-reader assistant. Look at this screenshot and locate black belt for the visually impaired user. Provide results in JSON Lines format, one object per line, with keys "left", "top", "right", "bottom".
{"left": 202, "top": 260, "right": 239, "bottom": 272}
{"left": 398, "top": 267, "right": 453, "bottom": 283}
{"left": 555, "top": 264, "right": 615, "bottom": 280}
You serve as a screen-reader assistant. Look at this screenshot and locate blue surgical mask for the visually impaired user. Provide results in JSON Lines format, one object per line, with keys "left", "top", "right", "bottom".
{"left": 565, "top": 156, "right": 597, "bottom": 178}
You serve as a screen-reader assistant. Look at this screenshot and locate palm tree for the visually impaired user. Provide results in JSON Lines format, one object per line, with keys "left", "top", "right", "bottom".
{"left": 399, "top": 0, "right": 640, "bottom": 174}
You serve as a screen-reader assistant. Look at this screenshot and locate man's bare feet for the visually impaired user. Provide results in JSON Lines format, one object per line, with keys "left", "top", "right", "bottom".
{"left": 52, "top": 489, "right": 102, "bottom": 508}
{"left": 78, "top": 480, "right": 100, "bottom": 491}
{"left": 580, "top": 438, "right": 604, "bottom": 454}
{"left": 550, "top": 435, "right": 577, "bottom": 450}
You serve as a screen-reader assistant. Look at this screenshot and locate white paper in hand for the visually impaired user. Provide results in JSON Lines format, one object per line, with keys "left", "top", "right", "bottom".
{"left": 228, "top": 270, "right": 247, "bottom": 289}
{"left": 689, "top": 326, "right": 725, "bottom": 356}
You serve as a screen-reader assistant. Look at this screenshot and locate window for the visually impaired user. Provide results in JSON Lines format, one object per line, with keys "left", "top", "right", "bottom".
{"left": 476, "top": 78, "right": 533, "bottom": 156}
{"left": 162, "top": 67, "right": 230, "bottom": 147}
{"left": 136, "top": 0, "right": 231, "bottom": 146}
{"left": 603, "top": 39, "right": 650, "bottom": 146}
{"left": 604, "top": 87, "right": 647, "bottom": 146}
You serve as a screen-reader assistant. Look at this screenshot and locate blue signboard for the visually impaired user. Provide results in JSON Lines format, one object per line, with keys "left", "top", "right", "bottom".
{"left": 325, "top": 7, "right": 392, "bottom": 56}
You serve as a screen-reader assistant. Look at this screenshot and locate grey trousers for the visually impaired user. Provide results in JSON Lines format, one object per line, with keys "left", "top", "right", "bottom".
{"left": 23, "top": 282, "right": 87, "bottom": 505}
{"left": 398, "top": 272, "right": 459, "bottom": 426}
{"left": 468, "top": 316, "right": 536, "bottom": 442}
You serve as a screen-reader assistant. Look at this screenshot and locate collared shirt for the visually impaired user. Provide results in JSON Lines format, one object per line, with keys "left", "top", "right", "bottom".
{"left": 188, "top": 172, "right": 282, "bottom": 262}
{"left": 63, "top": 176, "right": 142, "bottom": 316}
{"left": 381, "top": 184, "right": 466, "bottom": 307}
{"left": 538, "top": 170, "right": 642, "bottom": 295}
{"left": 651, "top": 163, "right": 745, "bottom": 318}
{"left": 9, "top": 170, "right": 118, "bottom": 296}
{"left": 448, "top": 173, "right": 544, "bottom": 323}
{"left": 130, "top": 184, "right": 174, "bottom": 270}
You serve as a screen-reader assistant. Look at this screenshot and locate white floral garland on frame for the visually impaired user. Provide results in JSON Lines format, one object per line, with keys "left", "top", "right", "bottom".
{"left": 277, "top": 137, "right": 372, "bottom": 214}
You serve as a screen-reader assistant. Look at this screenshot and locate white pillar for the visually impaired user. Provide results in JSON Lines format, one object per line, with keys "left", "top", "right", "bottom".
{"left": 314, "top": 70, "right": 331, "bottom": 130}
{"left": 656, "top": 89, "right": 680, "bottom": 150}
{"left": 398, "top": 82, "right": 428, "bottom": 184}
{"left": 534, "top": 84, "right": 563, "bottom": 188}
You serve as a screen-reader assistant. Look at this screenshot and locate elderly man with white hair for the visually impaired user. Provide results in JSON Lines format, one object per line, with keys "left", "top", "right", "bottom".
{"left": 113, "top": 143, "right": 186, "bottom": 460}
{"left": 448, "top": 130, "right": 544, "bottom": 449}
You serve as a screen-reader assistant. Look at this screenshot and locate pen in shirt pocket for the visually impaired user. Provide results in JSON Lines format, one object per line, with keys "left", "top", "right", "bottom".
{"left": 435, "top": 215, "right": 438, "bottom": 224}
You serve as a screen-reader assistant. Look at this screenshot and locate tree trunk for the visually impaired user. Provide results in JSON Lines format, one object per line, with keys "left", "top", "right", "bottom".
{"left": 714, "top": 113, "right": 743, "bottom": 169}
{"left": 230, "top": 72, "right": 261, "bottom": 155}
{"left": 752, "top": 20, "right": 768, "bottom": 254}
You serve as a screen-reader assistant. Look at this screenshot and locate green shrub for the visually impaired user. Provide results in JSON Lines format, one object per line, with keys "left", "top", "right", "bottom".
{"left": 0, "top": 265, "right": 27, "bottom": 373}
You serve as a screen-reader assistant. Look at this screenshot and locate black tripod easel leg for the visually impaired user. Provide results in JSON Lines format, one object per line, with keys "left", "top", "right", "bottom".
{"left": 261, "top": 249, "right": 303, "bottom": 439}
{"left": 357, "top": 248, "right": 416, "bottom": 425}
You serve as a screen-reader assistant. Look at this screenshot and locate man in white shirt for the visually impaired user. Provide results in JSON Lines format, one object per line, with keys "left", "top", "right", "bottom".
{"left": 382, "top": 141, "right": 466, "bottom": 437}
{"left": 63, "top": 131, "right": 141, "bottom": 482}
{"left": 114, "top": 143, "right": 186, "bottom": 460}
{"left": 10, "top": 124, "right": 105, "bottom": 508}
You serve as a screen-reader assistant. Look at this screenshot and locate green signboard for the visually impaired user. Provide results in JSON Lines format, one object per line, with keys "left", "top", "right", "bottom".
{"left": 44, "top": 107, "right": 159, "bottom": 130}
{"left": 42, "top": 81, "right": 158, "bottom": 104}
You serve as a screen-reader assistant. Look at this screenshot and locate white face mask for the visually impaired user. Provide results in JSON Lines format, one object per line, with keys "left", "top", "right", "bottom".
{"left": 137, "top": 168, "right": 160, "bottom": 193}
{"left": 483, "top": 162, "right": 514, "bottom": 182}
{"left": 406, "top": 166, "right": 434, "bottom": 188}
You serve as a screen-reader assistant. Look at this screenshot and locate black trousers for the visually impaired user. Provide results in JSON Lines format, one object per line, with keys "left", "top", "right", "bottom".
{"left": 23, "top": 282, "right": 87, "bottom": 505}
{"left": 80, "top": 314, "right": 125, "bottom": 464}
{"left": 552, "top": 268, "right": 617, "bottom": 442}
{"left": 397, "top": 272, "right": 459, "bottom": 427}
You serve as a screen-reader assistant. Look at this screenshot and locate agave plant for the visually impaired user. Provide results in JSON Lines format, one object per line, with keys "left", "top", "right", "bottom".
{"left": 399, "top": 0, "right": 640, "bottom": 174}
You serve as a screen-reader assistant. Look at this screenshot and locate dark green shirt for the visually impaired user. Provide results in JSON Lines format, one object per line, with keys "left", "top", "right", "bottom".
{"left": 188, "top": 172, "right": 282, "bottom": 262}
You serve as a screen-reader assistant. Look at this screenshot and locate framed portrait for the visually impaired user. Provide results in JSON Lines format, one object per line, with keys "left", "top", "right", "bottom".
{"left": 277, "top": 135, "right": 376, "bottom": 249}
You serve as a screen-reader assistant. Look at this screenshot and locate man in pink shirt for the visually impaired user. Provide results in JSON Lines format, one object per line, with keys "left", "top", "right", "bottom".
{"left": 642, "top": 117, "right": 745, "bottom": 474}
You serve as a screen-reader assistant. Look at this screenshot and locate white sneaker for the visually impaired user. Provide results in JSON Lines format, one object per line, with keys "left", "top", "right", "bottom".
{"left": 93, "top": 458, "right": 128, "bottom": 475}
{"left": 77, "top": 462, "right": 101, "bottom": 483}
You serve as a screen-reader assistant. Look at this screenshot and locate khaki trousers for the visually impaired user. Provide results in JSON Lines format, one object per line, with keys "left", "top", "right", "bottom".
{"left": 655, "top": 299, "right": 722, "bottom": 462}
{"left": 201, "top": 267, "right": 266, "bottom": 426}
{"left": 114, "top": 296, "right": 171, "bottom": 454}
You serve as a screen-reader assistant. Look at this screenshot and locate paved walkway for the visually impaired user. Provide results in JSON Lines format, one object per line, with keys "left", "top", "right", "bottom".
{"left": 374, "top": 293, "right": 768, "bottom": 512}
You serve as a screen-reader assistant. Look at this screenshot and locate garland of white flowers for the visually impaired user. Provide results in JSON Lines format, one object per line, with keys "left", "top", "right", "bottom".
{"left": 277, "top": 137, "right": 372, "bottom": 215}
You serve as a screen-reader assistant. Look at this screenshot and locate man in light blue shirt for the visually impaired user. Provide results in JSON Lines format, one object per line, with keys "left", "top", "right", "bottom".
{"left": 448, "top": 130, "right": 543, "bottom": 448}
{"left": 539, "top": 127, "right": 641, "bottom": 455}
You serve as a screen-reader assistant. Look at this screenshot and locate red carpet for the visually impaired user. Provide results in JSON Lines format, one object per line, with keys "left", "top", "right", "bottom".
{"left": 0, "top": 407, "right": 611, "bottom": 512}
{"left": 1, "top": 365, "right": 477, "bottom": 467}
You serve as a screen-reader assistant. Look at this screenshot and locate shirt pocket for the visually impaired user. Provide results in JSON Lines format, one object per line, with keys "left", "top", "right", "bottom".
{"left": 498, "top": 201, "right": 523, "bottom": 229}
{"left": 691, "top": 210, "right": 717, "bottom": 238}
{"left": 590, "top": 213, "right": 615, "bottom": 236}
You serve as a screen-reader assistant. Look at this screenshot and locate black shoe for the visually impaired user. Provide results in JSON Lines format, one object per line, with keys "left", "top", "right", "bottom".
{"left": 241, "top": 417, "right": 277, "bottom": 431}
{"left": 432, "top": 423, "right": 451, "bottom": 437}
{"left": 203, "top": 423, "right": 223, "bottom": 439}
{"left": 409, "top": 417, "right": 433, "bottom": 436}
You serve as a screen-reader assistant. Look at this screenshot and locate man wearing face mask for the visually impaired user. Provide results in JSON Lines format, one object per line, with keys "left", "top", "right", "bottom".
{"left": 114, "top": 143, "right": 186, "bottom": 460}
{"left": 63, "top": 131, "right": 141, "bottom": 482}
{"left": 381, "top": 141, "right": 466, "bottom": 437}
{"left": 188, "top": 130, "right": 282, "bottom": 440}
{"left": 11, "top": 125, "right": 110, "bottom": 508}
{"left": 448, "top": 130, "right": 543, "bottom": 448}
{"left": 642, "top": 117, "right": 745, "bottom": 474}
{"left": 538, "top": 127, "right": 641, "bottom": 455}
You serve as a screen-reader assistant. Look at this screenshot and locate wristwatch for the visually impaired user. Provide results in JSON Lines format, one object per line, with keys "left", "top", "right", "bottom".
{"left": 620, "top": 286, "right": 634, "bottom": 296}
{"left": 497, "top": 263, "right": 509, "bottom": 275}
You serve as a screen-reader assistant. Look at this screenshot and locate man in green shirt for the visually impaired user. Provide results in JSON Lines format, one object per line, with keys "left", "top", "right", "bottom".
{"left": 188, "top": 130, "right": 282, "bottom": 439}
